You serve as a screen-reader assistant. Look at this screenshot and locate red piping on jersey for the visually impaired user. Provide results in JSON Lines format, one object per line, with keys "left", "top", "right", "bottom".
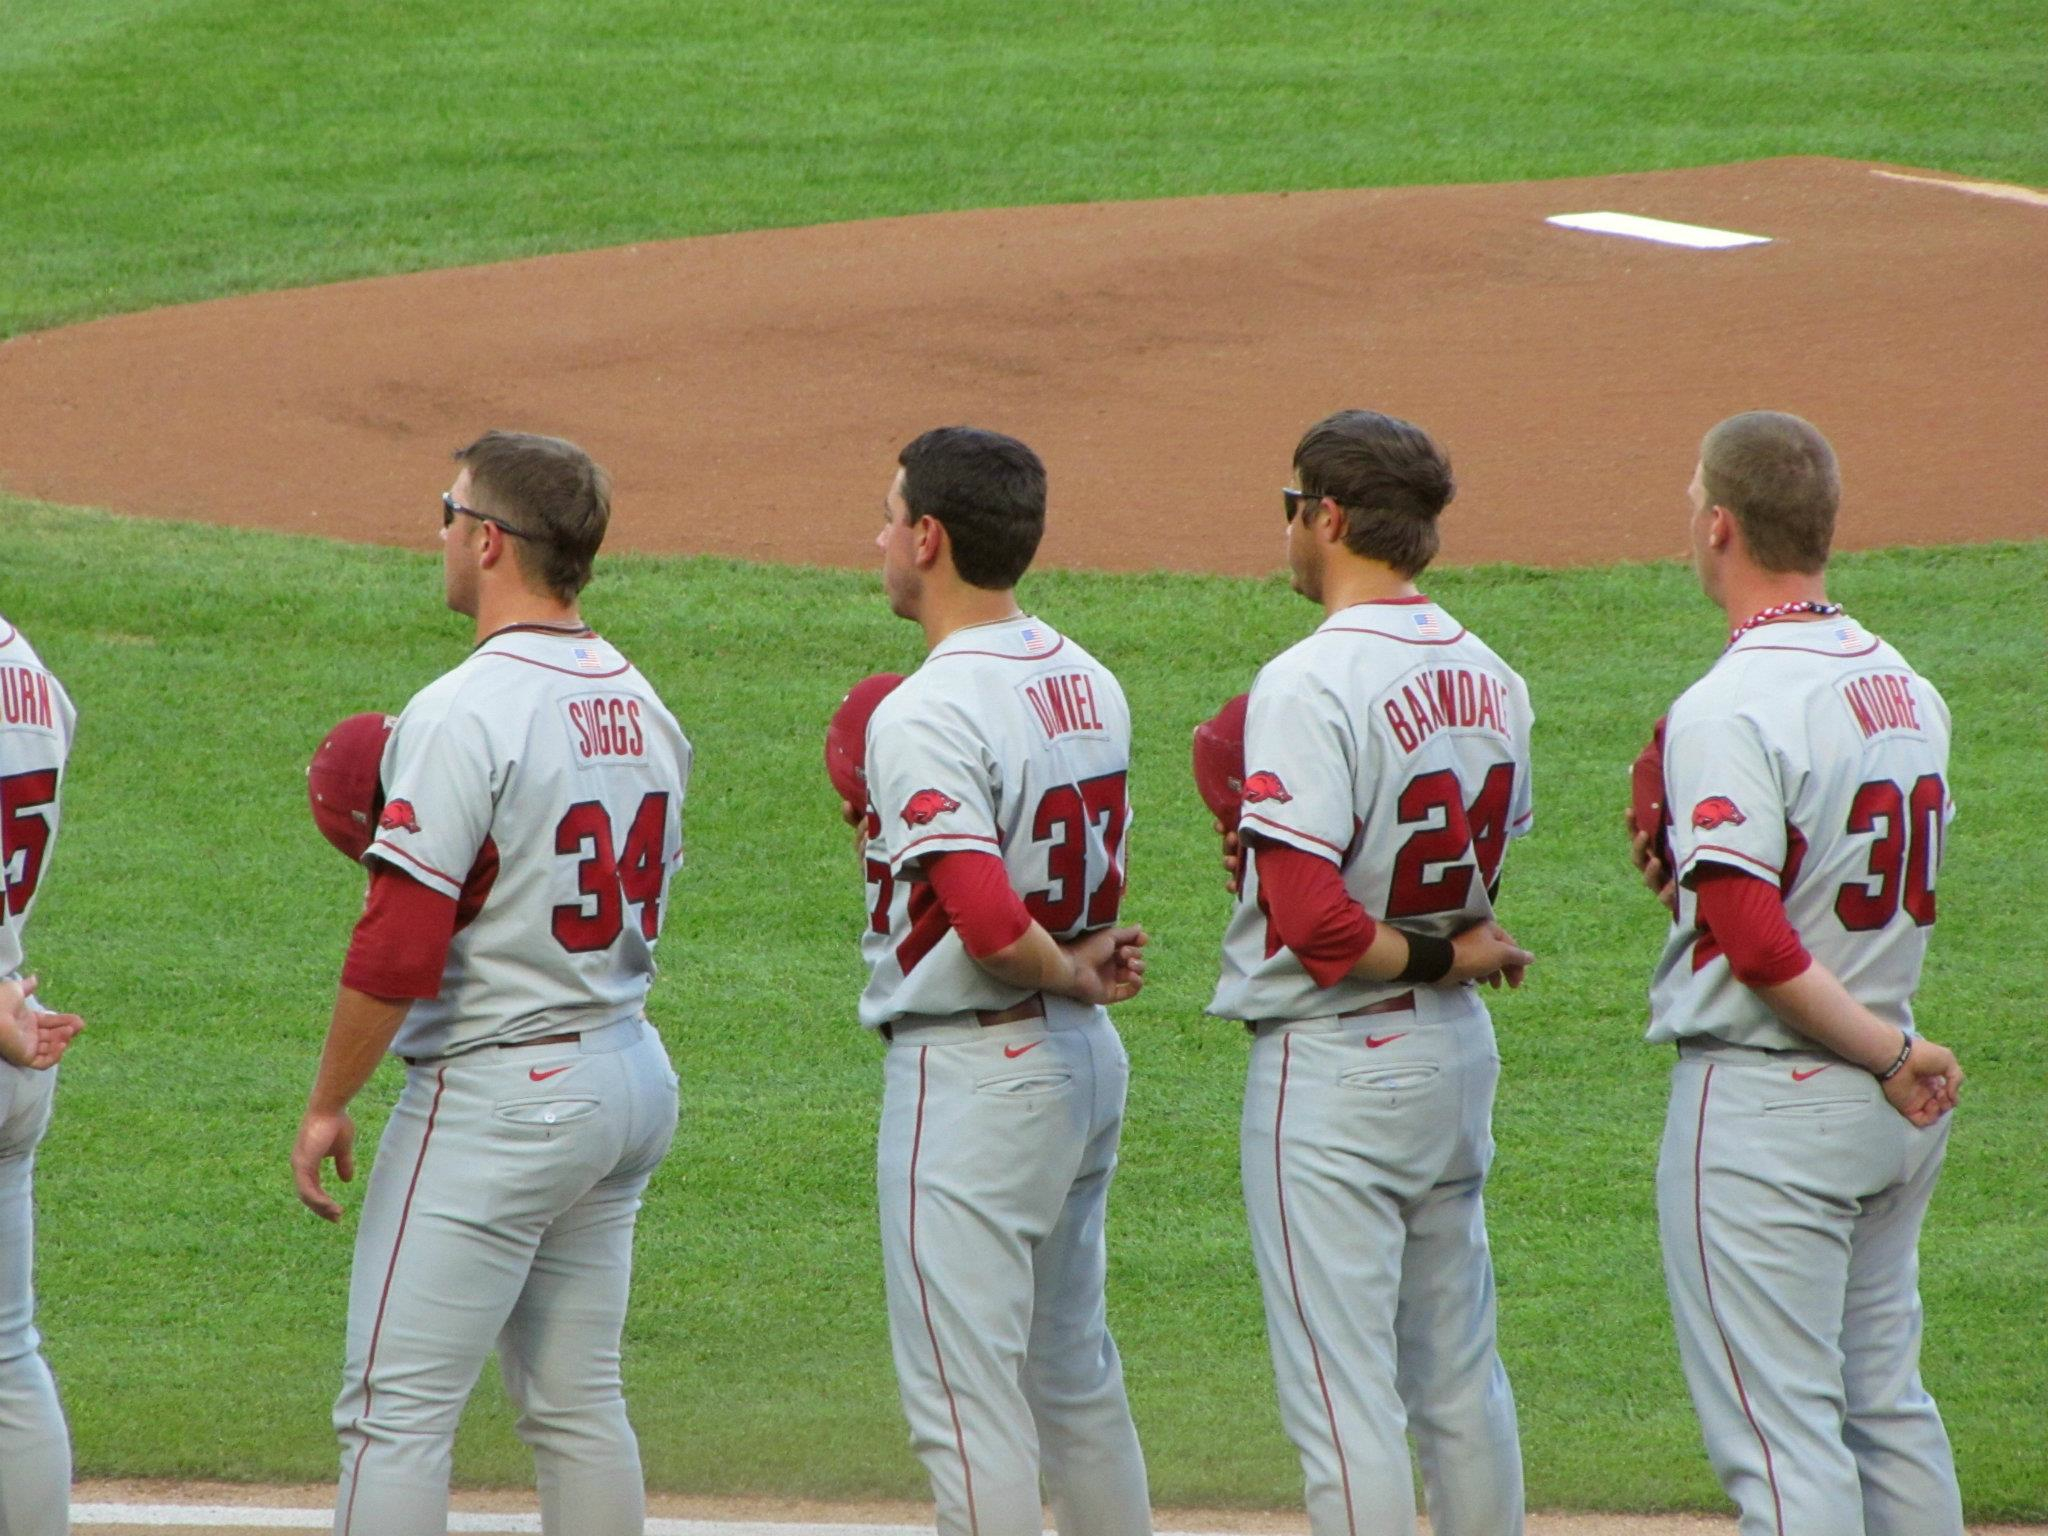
{"left": 1687, "top": 843, "right": 1779, "bottom": 882}
{"left": 1692, "top": 1066, "right": 1787, "bottom": 1536}
{"left": 1343, "top": 594, "right": 1434, "bottom": 606}
{"left": 1242, "top": 811, "right": 1348, "bottom": 858}
{"left": 931, "top": 636, "right": 1067, "bottom": 663}
{"left": 368, "top": 839, "right": 463, "bottom": 890}
{"left": 1320, "top": 625, "right": 1469, "bottom": 647}
{"left": 910, "top": 1047, "right": 979, "bottom": 1534}
{"left": 894, "top": 829, "right": 1003, "bottom": 862}
{"left": 341, "top": 1067, "right": 448, "bottom": 1536}
{"left": 1728, "top": 639, "right": 1882, "bottom": 660}
{"left": 474, "top": 650, "right": 631, "bottom": 679}
{"left": 1276, "top": 1034, "right": 1360, "bottom": 1536}
{"left": 0, "top": 622, "right": 16, "bottom": 648}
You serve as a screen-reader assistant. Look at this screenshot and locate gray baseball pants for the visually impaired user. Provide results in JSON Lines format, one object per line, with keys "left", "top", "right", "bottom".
{"left": 1241, "top": 1012, "right": 1524, "bottom": 1536}
{"left": 1658, "top": 1039, "right": 1963, "bottom": 1536}
{"left": 877, "top": 1000, "right": 1151, "bottom": 1536}
{"left": 0, "top": 1060, "right": 67, "bottom": 1536}
{"left": 332, "top": 1016, "right": 678, "bottom": 1536}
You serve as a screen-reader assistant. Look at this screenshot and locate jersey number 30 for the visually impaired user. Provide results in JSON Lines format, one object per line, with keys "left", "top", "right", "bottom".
{"left": 552, "top": 793, "right": 669, "bottom": 951}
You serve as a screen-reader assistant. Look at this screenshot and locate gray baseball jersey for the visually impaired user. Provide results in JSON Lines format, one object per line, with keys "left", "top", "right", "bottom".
{"left": 0, "top": 620, "right": 76, "bottom": 983}
{"left": 1648, "top": 616, "right": 1953, "bottom": 1048}
{"left": 366, "top": 626, "right": 691, "bottom": 1060}
{"left": 1648, "top": 614, "right": 1962, "bottom": 1536}
{"left": 1218, "top": 597, "right": 1531, "bottom": 1536}
{"left": 333, "top": 622, "right": 688, "bottom": 1536}
{"left": 1210, "top": 597, "right": 1534, "bottom": 1024}
{"left": 0, "top": 616, "right": 76, "bottom": 1536}
{"left": 857, "top": 613, "right": 1151, "bottom": 1535}
{"left": 860, "top": 616, "right": 1131, "bottom": 1026}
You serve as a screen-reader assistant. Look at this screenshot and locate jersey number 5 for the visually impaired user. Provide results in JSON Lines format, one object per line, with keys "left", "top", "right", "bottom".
{"left": 1386, "top": 763, "right": 1515, "bottom": 919}
{"left": 1025, "top": 771, "right": 1129, "bottom": 937}
{"left": 553, "top": 793, "right": 670, "bottom": 952}
{"left": 0, "top": 769, "right": 58, "bottom": 918}
{"left": 1835, "top": 774, "right": 1944, "bottom": 931}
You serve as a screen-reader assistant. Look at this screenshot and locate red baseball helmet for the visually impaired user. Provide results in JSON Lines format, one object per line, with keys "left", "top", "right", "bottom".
{"left": 825, "top": 673, "right": 905, "bottom": 808}
{"left": 1192, "top": 693, "right": 1251, "bottom": 827}
{"left": 308, "top": 712, "right": 396, "bottom": 861}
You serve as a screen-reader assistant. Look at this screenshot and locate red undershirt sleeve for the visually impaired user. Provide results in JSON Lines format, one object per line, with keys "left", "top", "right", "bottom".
{"left": 341, "top": 861, "right": 460, "bottom": 1002}
{"left": 1693, "top": 864, "right": 1812, "bottom": 989}
{"left": 925, "top": 850, "right": 1034, "bottom": 960}
{"left": 1254, "top": 840, "right": 1379, "bottom": 989}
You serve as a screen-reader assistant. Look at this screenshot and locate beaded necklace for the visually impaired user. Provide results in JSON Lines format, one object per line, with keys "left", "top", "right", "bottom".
{"left": 1728, "top": 599, "right": 1844, "bottom": 647}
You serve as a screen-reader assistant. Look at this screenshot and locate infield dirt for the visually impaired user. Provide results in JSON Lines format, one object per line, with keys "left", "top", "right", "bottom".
{"left": 2, "top": 157, "right": 2041, "bottom": 573}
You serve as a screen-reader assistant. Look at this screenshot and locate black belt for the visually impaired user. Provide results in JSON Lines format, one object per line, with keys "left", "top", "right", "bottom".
{"left": 881, "top": 993, "right": 1046, "bottom": 1043}
{"left": 1244, "top": 990, "right": 1415, "bottom": 1034}
{"left": 404, "top": 1030, "right": 581, "bottom": 1068}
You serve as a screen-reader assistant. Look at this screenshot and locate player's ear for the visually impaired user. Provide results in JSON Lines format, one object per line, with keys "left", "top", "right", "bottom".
{"left": 913, "top": 513, "right": 947, "bottom": 572}
{"left": 1318, "top": 498, "right": 1349, "bottom": 546}
{"left": 1706, "top": 502, "right": 1737, "bottom": 554}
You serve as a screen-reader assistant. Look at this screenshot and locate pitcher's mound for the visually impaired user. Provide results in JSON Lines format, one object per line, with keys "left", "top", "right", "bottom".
{"left": 1, "top": 157, "right": 2039, "bottom": 573}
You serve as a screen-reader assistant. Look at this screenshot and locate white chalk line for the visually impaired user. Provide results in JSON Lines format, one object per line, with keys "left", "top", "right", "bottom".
{"left": 72, "top": 1501, "right": 1254, "bottom": 1535}
{"left": 1870, "top": 168, "right": 2048, "bottom": 208}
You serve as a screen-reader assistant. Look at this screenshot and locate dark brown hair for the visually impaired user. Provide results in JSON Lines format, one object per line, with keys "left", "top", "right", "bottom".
{"left": 1699, "top": 412, "right": 1838, "bottom": 574}
{"left": 453, "top": 430, "right": 611, "bottom": 600}
{"left": 898, "top": 426, "right": 1047, "bottom": 590}
{"left": 1293, "top": 410, "right": 1454, "bottom": 577}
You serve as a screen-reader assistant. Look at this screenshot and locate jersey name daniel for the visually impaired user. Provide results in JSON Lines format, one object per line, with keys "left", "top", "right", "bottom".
{"left": 1019, "top": 671, "right": 1110, "bottom": 742}
{"left": 0, "top": 666, "right": 59, "bottom": 732}
{"left": 563, "top": 693, "right": 648, "bottom": 763}
{"left": 1381, "top": 665, "right": 1514, "bottom": 756}
{"left": 1840, "top": 670, "right": 1927, "bottom": 740}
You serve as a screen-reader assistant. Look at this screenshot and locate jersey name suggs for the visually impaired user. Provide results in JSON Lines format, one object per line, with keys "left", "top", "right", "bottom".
{"left": 563, "top": 694, "right": 647, "bottom": 763}
{"left": 1380, "top": 666, "right": 1513, "bottom": 755}
{"left": 1020, "top": 671, "right": 1108, "bottom": 742}
{"left": 0, "top": 666, "right": 57, "bottom": 732}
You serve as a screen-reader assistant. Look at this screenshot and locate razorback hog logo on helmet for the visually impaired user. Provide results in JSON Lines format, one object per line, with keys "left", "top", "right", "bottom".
{"left": 900, "top": 788, "right": 962, "bottom": 827}
{"left": 378, "top": 799, "right": 422, "bottom": 834}
{"left": 1243, "top": 771, "right": 1293, "bottom": 806}
{"left": 1691, "top": 796, "right": 1747, "bottom": 831}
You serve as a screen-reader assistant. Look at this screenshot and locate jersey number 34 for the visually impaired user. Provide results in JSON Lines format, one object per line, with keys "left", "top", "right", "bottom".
{"left": 552, "top": 793, "right": 670, "bottom": 952}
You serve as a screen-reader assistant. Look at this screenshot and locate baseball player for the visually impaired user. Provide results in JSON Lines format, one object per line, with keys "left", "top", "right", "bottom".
{"left": 290, "top": 432, "right": 691, "bottom": 1536}
{"left": 1634, "top": 412, "right": 1964, "bottom": 1536}
{"left": 0, "top": 614, "right": 85, "bottom": 1536}
{"left": 843, "top": 426, "right": 1152, "bottom": 1536}
{"left": 1207, "top": 411, "right": 1535, "bottom": 1536}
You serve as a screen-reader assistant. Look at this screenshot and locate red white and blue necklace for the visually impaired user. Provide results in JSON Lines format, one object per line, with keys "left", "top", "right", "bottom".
{"left": 1729, "top": 600, "right": 1843, "bottom": 647}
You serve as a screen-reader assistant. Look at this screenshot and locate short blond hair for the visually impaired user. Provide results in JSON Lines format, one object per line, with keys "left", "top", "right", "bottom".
{"left": 454, "top": 430, "right": 611, "bottom": 600}
{"left": 1700, "top": 412, "right": 1838, "bottom": 574}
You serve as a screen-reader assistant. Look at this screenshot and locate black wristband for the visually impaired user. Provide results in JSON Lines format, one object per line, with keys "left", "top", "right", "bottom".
{"left": 1876, "top": 1031, "right": 1913, "bottom": 1082}
{"left": 1394, "top": 929, "right": 1455, "bottom": 985}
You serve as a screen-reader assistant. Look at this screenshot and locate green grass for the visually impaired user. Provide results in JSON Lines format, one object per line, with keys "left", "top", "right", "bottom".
{"left": 7, "top": 0, "right": 2046, "bottom": 1514}
{"left": 4, "top": 0, "right": 2045, "bottom": 335}
{"left": 9, "top": 501, "right": 2044, "bottom": 1516}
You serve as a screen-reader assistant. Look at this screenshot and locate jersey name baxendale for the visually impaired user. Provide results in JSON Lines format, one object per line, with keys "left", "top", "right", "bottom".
{"left": 1839, "top": 671, "right": 1925, "bottom": 740}
{"left": 563, "top": 694, "right": 647, "bottom": 761}
{"left": 0, "top": 666, "right": 56, "bottom": 731}
{"left": 1381, "top": 666, "right": 1512, "bottom": 755}
{"left": 1021, "top": 672, "right": 1107, "bottom": 742}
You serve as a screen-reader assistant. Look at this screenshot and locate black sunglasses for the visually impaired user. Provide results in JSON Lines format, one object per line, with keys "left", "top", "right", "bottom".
{"left": 1282, "top": 487, "right": 1320, "bottom": 523}
{"left": 442, "top": 492, "right": 534, "bottom": 540}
